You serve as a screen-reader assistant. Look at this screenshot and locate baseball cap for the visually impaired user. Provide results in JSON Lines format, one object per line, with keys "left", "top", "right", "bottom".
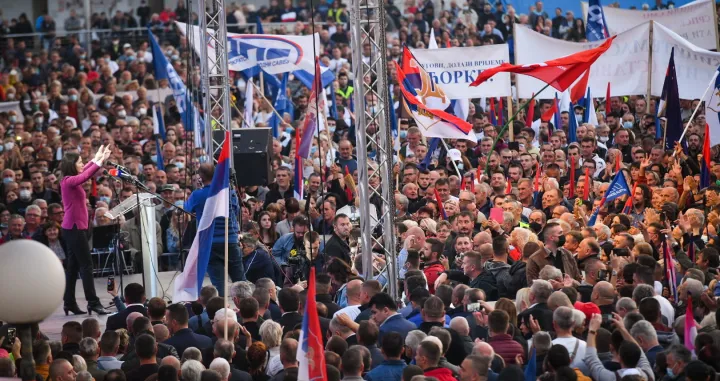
{"left": 447, "top": 148, "right": 462, "bottom": 162}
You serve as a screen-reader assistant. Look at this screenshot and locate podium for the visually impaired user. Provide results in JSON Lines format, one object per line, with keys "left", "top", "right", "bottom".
{"left": 107, "top": 193, "right": 161, "bottom": 298}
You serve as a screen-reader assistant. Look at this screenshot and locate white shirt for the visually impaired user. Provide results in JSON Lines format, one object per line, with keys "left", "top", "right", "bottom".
{"left": 552, "top": 337, "right": 587, "bottom": 371}
{"left": 334, "top": 305, "right": 361, "bottom": 321}
{"left": 654, "top": 294, "right": 675, "bottom": 325}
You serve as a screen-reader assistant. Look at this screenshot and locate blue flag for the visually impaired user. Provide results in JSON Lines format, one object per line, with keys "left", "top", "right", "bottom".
{"left": 255, "top": 15, "right": 264, "bottom": 34}
{"left": 586, "top": 0, "right": 610, "bottom": 42}
{"left": 655, "top": 98, "right": 662, "bottom": 140}
{"left": 270, "top": 73, "right": 289, "bottom": 138}
{"left": 588, "top": 170, "right": 631, "bottom": 226}
{"left": 155, "top": 137, "right": 165, "bottom": 171}
{"left": 148, "top": 28, "right": 190, "bottom": 128}
{"left": 420, "top": 138, "right": 441, "bottom": 170}
{"left": 329, "top": 85, "right": 339, "bottom": 120}
{"left": 389, "top": 85, "right": 398, "bottom": 135}
{"left": 660, "top": 48, "right": 682, "bottom": 150}
{"left": 568, "top": 103, "right": 578, "bottom": 144}
{"left": 583, "top": 88, "right": 591, "bottom": 124}
{"left": 525, "top": 348, "right": 536, "bottom": 381}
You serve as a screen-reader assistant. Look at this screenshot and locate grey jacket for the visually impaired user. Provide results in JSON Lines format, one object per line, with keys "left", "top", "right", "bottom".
{"left": 584, "top": 347, "right": 655, "bottom": 381}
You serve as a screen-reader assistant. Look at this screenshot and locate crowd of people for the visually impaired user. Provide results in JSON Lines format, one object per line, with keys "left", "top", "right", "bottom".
{"left": 0, "top": 1, "right": 720, "bottom": 381}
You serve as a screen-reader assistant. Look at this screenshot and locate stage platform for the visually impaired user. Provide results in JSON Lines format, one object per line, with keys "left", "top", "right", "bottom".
{"left": 39, "top": 271, "right": 212, "bottom": 341}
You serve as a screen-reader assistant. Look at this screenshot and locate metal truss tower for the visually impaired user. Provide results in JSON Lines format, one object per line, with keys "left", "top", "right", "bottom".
{"left": 198, "top": 0, "right": 232, "bottom": 159}
{"left": 349, "top": 0, "right": 398, "bottom": 298}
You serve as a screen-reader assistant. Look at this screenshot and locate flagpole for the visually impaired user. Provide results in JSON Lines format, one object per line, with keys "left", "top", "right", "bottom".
{"left": 224, "top": 219, "right": 228, "bottom": 340}
{"left": 646, "top": 21, "right": 654, "bottom": 115}
{"left": 507, "top": 96, "right": 514, "bottom": 142}
{"left": 675, "top": 70, "right": 719, "bottom": 149}
{"left": 250, "top": 81, "right": 286, "bottom": 123}
{"left": 484, "top": 82, "right": 552, "bottom": 177}
{"left": 439, "top": 139, "right": 463, "bottom": 179}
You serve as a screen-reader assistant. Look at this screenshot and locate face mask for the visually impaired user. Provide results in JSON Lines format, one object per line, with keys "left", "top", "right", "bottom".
{"left": 19, "top": 189, "right": 31, "bottom": 201}
{"left": 666, "top": 367, "right": 676, "bottom": 378}
{"left": 328, "top": 125, "right": 336, "bottom": 133}
{"left": 174, "top": 200, "right": 184, "bottom": 209}
{"left": 399, "top": 130, "right": 408, "bottom": 139}
{"left": 79, "top": 65, "right": 85, "bottom": 71}
{"left": 117, "top": 110, "right": 127, "bottom": 118}
{"left": 171, "top": 55, "right": 180, "bottom": 61}
{"left": 310, "top": 146, "right": 318, "bottom": 155}
{"left": 557, "top": 235, "right": 567, "bottom": 247}
{"left": 175, "top": 162, "right": 185, "bottom": 169}
{"left": 138, "top": 108, "right": 147, "bottom": 116}
{"left": 286, "top": 127, "right": 295, "bottom": 134}
{"left": 35, "top": 117, "right": 43, "bottom": 124}
{"left": 6, "top": 94, "right": 14, "bottom": 101}
{"left": 104, "top": 102, "right": 112, "bottom": 109}
{"left": 369, "top": 106, "right": 378, "bottom": 114}
{"left": 8, "top": 116, "right": 16, "bottom": 123}
{"left": 457, "top": 162, "right": 464, "bottom": 170}
{"left": 623, "top": 121, "right": 633, "bottom": 129}
{"left": 99, "top": 196, "right": 111, "bottom": 204}
{"left": 4, "top": 142, "right": 14, "bottom": 151}
{"left": 80, "top": 54, "right": 86, "bottom": 60}
{"left": 529, "top": 221, "right": 543, "bottom": 234}
{"left": 70, "top": 94, "right": 78, "bottom": 102}
{"left": 151, "top": 154, "right": 158, "bottom": 163}
{"left": 598, "top": 136, "right": 609, "bottom": 143}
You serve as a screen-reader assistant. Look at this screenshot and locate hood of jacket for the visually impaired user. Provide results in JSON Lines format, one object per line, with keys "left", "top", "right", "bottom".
{"left": 485, "top": 260, "right": 510, "bottom": 276}
{"left": 509, "top": 260, "right": 526, "bottom": 275}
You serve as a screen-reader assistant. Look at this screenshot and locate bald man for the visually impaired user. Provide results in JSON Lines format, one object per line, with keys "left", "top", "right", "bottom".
{"left": 591, "top": 281, "right": 616, "bottom": 328}
{"left": 471, "top": 341, "right": 503, "bottom": 374}
{"left": 333, "top": 279, "right": 363, "bottom": 320}
{"left": 399, "top": 227, "right": 426, "bottom": 279}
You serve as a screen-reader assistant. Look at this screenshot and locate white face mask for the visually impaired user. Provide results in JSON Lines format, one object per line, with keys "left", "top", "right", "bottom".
{"left": 19, "top": 189, "right": 31, "bottom": 201}
{"left": 117, "top": 110, "right": 127, "bottom": 118}
{"left": 138, "top": 108, "right": 147, "bottom": 116}
{"left": 598, "top": 136, "right": 609, "bottom": 143}
{"left": 4, "top": 142, "right": 14, "bottom": 151}
{"left": 35, "top": 117, "right": 44, "bottom": 124}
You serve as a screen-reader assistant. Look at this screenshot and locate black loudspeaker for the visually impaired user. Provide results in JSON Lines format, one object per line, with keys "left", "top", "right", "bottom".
{"left": 213, "top": 128, "right": 272, "bottom": 186}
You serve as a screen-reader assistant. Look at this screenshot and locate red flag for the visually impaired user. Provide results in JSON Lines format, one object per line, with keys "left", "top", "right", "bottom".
{"left": 605, "top": 82, "right": 611, "bottom": 114}
{"left": 525, "top": 95, "right": 535, "bottom": 127}
{"left": 533, "top": 161, "right": 541, "bottom": 192}
{"left": 91, "top": 177, "right": 98, "bottom": 197}
{"left": 570, "top": 69, "right": 590, "bottom": 104}
{"left": 446, "top": 39, "right": 451, "bottom": 48}
{"left": 505, "top": 179, "right": 512, "bottom": 195}
{"left": 569, "top": 159, "right": 576, "bottom": 198}
{"left": 582, "top": 167, "right": 590, "bottom": 200}
{"left": 344, "top": 166, "right": 356, "bottom": 201}
{"left": 489, "top": 98, "right": 497, "bottom": 124}
{"left": 470, "top": 173, "right": 475, "bottom": 193}
{"left": 460, "top": 177, "right": 466, "bottom": 191}
{"left": 470, "top": 36, "right": 616, "bottom": 90}
{"left": 615, "top": 154, "right": 621, "bottom": 173}
{"left": 622, "top": 184, "right": 637, "bottom": 214}
{"left": 541, "top": 98, "right": 558, "bottom": 122}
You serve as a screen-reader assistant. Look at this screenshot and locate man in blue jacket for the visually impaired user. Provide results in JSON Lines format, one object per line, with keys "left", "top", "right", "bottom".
{"left": 365, "top": 332, "right": 407, "bottom": 381}
{"left": 272, "top": 216, "right": 311, "bottom": 265}
{"left": 185, "top": 163, "right": 243, "bottom": 295}
{"left": 370, "top": 292, "right": 417, "bottom": 342}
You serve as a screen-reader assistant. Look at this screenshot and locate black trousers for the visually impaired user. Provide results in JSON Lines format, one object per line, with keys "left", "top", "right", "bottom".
{"left": 62, "top": 227, "right": 99, "bottom": 306}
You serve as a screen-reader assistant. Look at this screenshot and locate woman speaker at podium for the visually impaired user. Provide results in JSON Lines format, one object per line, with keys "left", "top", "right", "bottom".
{"left": 60, "top": 145, "right": 113, "bottom": 316}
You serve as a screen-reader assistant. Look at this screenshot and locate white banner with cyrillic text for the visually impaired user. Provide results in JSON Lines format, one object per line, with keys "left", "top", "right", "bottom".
{"left": 410, "top": 45, "right": 512, "bottom": 98}
{"left": 514, "top": 23, "right": 650, "bottom": 99}
{"left": 581, "top": 0, "right": 718, "bottom": 50}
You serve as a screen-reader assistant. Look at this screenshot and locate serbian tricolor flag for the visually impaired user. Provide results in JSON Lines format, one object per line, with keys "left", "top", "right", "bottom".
{"left": 622, "top": 184, "right": 636, "bottom": 214}
{"left": 297, "top": 268, "right": 328, "bottom": 381}
{"left": 297, "top": 57, "right": 323, "bottom": 159}
{"left": 470, "top": 36, "right": 616, "bottom": 91}
{"left": 701, "top": 123, "right": 712, "bottom": 189}
{"left": 583, "top": 167, "right": 591, "bottom": 201}
{"left": 434, "top": 188, "right": 448, "bottom": 220}
{"left": 663, "top": 239, "right": 678, "bottom": 303}
{"left": 395, "top": 47, "right": 476, "bottom": 141}
{"left": 685, "top": 296, "right": 698, "bottom": 352}
{"left": 294, "top": 132, "right": 304, "bottom": 200}
{"left": 173, "top": 132, "right": 230, "bottom": 302}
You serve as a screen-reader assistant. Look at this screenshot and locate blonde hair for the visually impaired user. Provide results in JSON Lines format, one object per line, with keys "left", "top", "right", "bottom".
{"left": 515, "top": 288, "right": 531, "bottom": 312}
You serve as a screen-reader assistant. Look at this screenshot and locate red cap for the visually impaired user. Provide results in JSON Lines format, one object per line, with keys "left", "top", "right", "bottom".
{"left": 574, "top": 301, "right": 601, "bottom": 321}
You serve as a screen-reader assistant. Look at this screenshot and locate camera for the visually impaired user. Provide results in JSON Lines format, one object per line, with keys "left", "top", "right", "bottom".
{"left": 107, "top": 275, "right": 115, "bottom": 292}
{"left": 7, "top": 328, "right": 15, "bottom": 345}
{"left": 466, "top": 303, "right": 484, "bottom": 312}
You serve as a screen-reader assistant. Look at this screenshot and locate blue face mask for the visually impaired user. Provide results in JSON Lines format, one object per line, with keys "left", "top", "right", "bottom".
{"left": 99, "top": 196, "right": 111, "bottom": 204}
{"left": 400, "top": 130, "right": 408, "bottom": 139}
{"left": 666, "top": 367, "right": 676, "bottom": 378}
{"left": 2, "top": 177, "right": 12, "bottom": 184}
{"left": 151, "top": 154, "right": 158, "bottom": 163}
{"left": 623, "top": 121, "right": 633, "bottom": 129}
{"left": 174, "top": 201, "right": 184, "bottom": 209}
{"left": 310, "top": 146, "right": 318, "bottom": 155}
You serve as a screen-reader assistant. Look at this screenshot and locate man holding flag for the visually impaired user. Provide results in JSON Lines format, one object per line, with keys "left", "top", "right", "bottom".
{"left": 175, "top": 133, "right": 244, "bottom": 301}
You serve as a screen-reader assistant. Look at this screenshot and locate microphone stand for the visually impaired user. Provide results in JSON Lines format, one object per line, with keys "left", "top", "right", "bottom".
{"left": 107, "top": 176, "right": 125, "bottom": 301}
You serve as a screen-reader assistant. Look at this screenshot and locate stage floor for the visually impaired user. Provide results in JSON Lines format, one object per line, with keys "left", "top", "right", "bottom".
{"left": 39, "top": 271, "right": 212, "bottom": 341}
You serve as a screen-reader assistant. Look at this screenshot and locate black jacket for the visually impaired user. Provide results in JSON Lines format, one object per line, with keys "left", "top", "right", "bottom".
{"left": 323, "top": 234, "right": 351, "bottom": 264}
{"left": 278, "top": 312, "right": 303, "bottom": 337}
{"left": 106, "top": 305, "right": 148, "bottom": 331}
{"left": 126, "top": 363, "right": 159, "bottom": 381}
{"left": 517, "top": 302, "right": 553, "bottom": 338}
{"left": 316, "top": 294, "right": 341, "bottom": 317}
{"left": 507, "top": 261, "right": 527, "bottom": 297}
{"left": 163, "top": 328, "right": 213, "bottom": 356}
{"left": 120, "top": 342, "right": 179, "bottom": 372}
